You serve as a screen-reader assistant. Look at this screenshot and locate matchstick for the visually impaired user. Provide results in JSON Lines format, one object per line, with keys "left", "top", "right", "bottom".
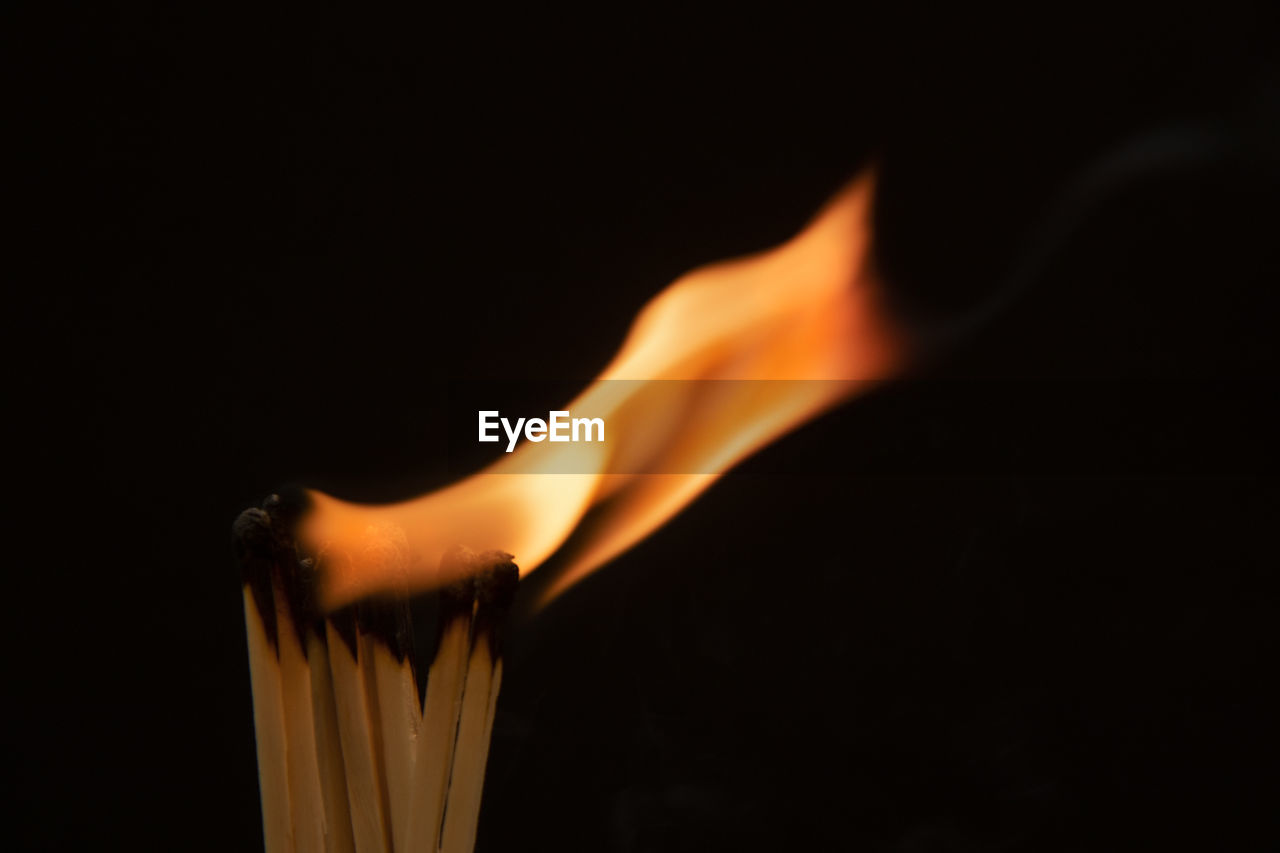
{"left": 326, "top": 606, "right": 393, "bottom": 853}
{"left": 301, "top": 560, "right": 358, "bottom": 853}
{"left": 267, "top": 499, "right": 353, "bottom": 853}
{"left": 363, "top": 594, "right": 421, "bottom": 852}
{"left": 235, "top": 508, "right": 293, "bottom": 853}
{"left": 404, "top": 549, "right": 483, "bottom": 852}
{"left": 439, "top": 555, "right": 519, "bottom": 853}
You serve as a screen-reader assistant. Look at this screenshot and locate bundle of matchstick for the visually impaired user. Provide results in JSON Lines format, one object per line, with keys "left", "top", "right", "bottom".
{"left": 234, "top": 495, "right": 519, "bottom": 853}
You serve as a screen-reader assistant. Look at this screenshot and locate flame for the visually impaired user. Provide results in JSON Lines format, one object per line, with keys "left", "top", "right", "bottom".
{"left": 302, "top": 170, "right": 901, "bottom": 610}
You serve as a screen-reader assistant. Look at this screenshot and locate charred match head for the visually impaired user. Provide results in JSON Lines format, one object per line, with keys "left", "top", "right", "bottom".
{"left": 260, "top": 486, "right": 312, "bottom": 529}
{"left": 472, "top": 551, "right": 520, "bottom": 661}
{"left": 233, "top": 492, "right": 324, "bottom": 653}
{"left": 436, "top": 545, "right": 485, "bottom": 617}
{"left": 233, "top": 507, "right": 279, "bottom": 649}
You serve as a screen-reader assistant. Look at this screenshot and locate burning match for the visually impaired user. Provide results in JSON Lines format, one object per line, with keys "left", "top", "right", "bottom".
{"left": 234, "top": 170, "right": 902, "bottom": 850}
{"left": 48, "top": 9, "right": 1276, "bottom": 849}
{"left": 236, "top": 498, "right": 521, "bottom": 853}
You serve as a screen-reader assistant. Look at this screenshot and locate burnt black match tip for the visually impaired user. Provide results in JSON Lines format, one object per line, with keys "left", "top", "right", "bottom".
{"left": 475, "top": 551, "right": 519, "bottom": 611}
{"left": 261, "top": 485, "right": 312, "bottom": 528}
{"left": 471, "top": 552, "right": 520, "bottom": 660}
{"left": 235, "top": 494, "right": 322, "bottom": 653}
{"left": 232, "top": 506, "right": 280, "bottom": 649}
{"left": 438, "top": 545, "right": 485, "bottom": 614}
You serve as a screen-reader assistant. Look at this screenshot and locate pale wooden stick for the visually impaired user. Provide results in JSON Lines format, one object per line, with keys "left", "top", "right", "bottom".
{"left": 236, "top": 508, "right": 293, "bottom": 853}
{"left": 275, "top": 571, "right": 330, "bottom": 852}
{"left": 265, "top": 497, "right": 356, "bottom": 853}
{"left": 365, "top": 596, "right": 421, "bottom": 852}
{"left": 438, "top": 638, "right": 494, "bottom": 853}
{"left": 404, "top": 550, "right": 482, "bottom": 852}
{"left": 327, "top": 609, "right": 392, "bottom": 853}
{"left": 305, "top": 611, "right": 357, "bottom": 853}
{"left": 440, "top": 557, "right": 518, "bottom": 853}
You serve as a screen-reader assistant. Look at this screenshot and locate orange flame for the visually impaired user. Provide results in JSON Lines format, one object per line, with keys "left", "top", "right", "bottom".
{"left": 302, "top": 170, "right": 901, "bottom": 610}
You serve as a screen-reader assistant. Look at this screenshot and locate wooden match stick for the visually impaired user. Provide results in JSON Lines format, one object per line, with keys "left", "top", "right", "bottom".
{"left": 235, "top": 508, "right": 293, "bottom": 853}
{"left": 404, "top": 549, "right": 484, "bottom": 852}
{"left": 298, "top": 558, "right": 358, "bottom": 853}
{"left": 326, "top": 606, "right": 393, "bottom": 853}
{"left": 439, "top": 555, "right": 519, "bottom": 853}
{"left": 363, "top": 593, "right": 421, "bottom": 853}
{"left": 266, "top": 498, "right": 356, "bottom": 853}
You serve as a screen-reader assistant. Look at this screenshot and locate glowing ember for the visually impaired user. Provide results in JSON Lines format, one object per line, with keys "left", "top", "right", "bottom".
{"left": 302, "top": 169, "right": 902, "bottom": 610}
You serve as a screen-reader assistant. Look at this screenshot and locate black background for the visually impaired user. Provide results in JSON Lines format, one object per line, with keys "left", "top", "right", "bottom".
{"left": 19, "top": 7, "right": 1280, "bottom": 851}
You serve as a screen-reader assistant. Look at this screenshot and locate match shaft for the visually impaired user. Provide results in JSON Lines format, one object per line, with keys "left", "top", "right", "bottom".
{"left": 439, "top": 634, "right": 500, "bottom": 853}
{"left": 404, "top": 551, "right": 483, "bottom": 852}
{"left": 242, "top": 585, "right": 294, "bottom": 853}
{"left": 364, "top": 597, "right": 421, "bottom": 853}
{"left": 236, "top": 509, "right": 294, "bottom": 853}
{"left": 439, "top": 556, "right": 519, "bottom": 853}
{"left": 326, "top": 611, "right": 393, "bottom": 853}
{"left": 308, "top": 627, "right": 357, "bottom": 853}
